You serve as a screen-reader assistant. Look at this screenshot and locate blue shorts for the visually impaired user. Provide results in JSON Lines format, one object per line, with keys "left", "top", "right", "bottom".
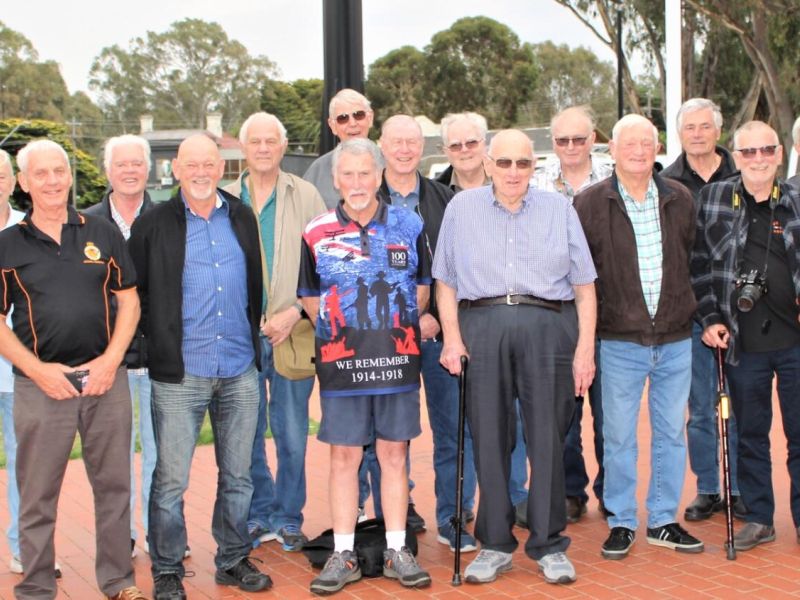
{"left": 318, "top": 390, "right": 421, "bottom": 446}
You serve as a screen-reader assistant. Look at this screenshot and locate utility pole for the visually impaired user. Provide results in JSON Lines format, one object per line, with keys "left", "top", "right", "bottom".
{"left": 616, "top": 1, "right": 624, "bottom": 119}
{"left": 67, "top": 119, "right": 80, "bottom": 207}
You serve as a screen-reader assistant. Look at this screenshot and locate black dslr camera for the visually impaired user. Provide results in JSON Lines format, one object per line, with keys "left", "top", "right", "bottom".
{"left": 735, "top": 269, "right": 767, "bottom": 312}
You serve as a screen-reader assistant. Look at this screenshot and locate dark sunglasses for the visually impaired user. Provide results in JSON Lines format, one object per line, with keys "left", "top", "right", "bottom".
{"left": 735, "top": 145, "right": 779, "bottom": 158}
{"left": 334, "top": 110, "right": 368, "bottom": 125}
{"left": 489, "top": 156, "right": 533, "bottom": 169}
{"left": 445, "top": 139, "right": 482, "bottom": 152}
{"left": 554, "top": 136, "right": 589, "bottom": 147}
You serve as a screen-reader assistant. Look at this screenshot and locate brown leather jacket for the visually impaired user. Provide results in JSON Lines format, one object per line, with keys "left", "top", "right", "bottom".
{"left": 574, "top": 171, "right": 696, "bottom": 346}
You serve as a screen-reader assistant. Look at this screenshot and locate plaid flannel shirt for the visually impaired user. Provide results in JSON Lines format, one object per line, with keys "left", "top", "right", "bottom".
{"left": 691, "top": 177, "right": 800, "bottom": 364}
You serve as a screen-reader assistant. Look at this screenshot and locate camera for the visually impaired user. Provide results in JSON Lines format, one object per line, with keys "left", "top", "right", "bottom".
{"left": 735, "top": 269, "right": 767, "bottom": 312}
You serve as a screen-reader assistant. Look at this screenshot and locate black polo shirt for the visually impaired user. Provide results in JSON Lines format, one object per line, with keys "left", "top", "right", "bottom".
{"left": 0, "top": 206, "right": 136, "bottom": 370}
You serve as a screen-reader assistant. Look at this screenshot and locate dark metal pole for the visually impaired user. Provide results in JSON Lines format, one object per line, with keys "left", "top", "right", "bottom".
{"left": 320, "top": 0, "right": 364, "bottom": 155}
{"left": 616, "top": 3, "right": 624, "bottom": 119}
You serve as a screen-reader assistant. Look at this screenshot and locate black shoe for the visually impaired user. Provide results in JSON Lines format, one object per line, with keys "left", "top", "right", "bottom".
{"left": 646, "top": 523, "right": 704, "bottom": 553}
{"left": 463, "top": 508, "right": 476, "bottom": 524}
{"left": 732, "top": 495, "right": 748, "bottom": 520}
{"left": 514, "top": 499, "right": 528, "bottom": 528}
{"left": 731, "top": 522, "right": 775, "bottom": 551}
{"left": 407, "top": 503, "right": 426, "bottom": 533}
{"left": 684, "top": 494, "right": 724, "bottom": 521}
{"left": 215, "top": 557, "right": 272, "bottom": 592}
{"left": 153, "top": 574, "right": 186, "bottom": 600}
{"left": 565, "top": 496, "right": 587, "bottom": 524}
{"left": 601, "top": 527, "right": 635, "bottom": 560}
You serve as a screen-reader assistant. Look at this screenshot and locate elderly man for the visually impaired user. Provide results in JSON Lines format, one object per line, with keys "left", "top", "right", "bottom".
{"left": 533, "top": 105, "right": 612, "bottom": 524}
{"left": 223, "top": 112, "right": 326, "bottom": 551}
{"left": 0, "top": 140, "right": 144, "bottom": 600}
{"left": 303, "top": 88, "right": 374, "bottom": 208}
{"left": 84, "top": 134, "right": 158, "bottom": 557}
{"left": 692, "top": 121, "right": 800, "bottom": 551}
{"left": 376, "top": 114, "right": 477, "bottom": 552}
{"left": 575, "top": 114, "right": 703, "bottom": 560}
{"left": 661, "top": 98, "right": 744, "bottom": 522}
{"left": 128, "top": 135, "right": 271, "bottom": 599}
{"left": 435, "top": 129, "right": 597, "bottom": 585}
{"left": 299, "top": 138, "right": 432, "bottom": 594}
{"left": 789, "top": 116, "right": 800, "bottom": 188}
{"left": 436, "top": 112, "right": 490, "bottom": 192}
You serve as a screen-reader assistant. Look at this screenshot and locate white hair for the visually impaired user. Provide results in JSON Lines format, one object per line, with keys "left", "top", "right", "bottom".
{"left": 676, "top": 98, "right": 723, "bottom": 132}
{"left": 440, "top": 112, "right": 488, "bottom": 145}
{"left": 331, "top": 138, "right": 384, "bottom": 175}
{"left": 612, "top": 114, "right": 659, "bottom": 144}
{"left": 0, "top": 149, "right": 12, "bottom": 175}
{"left": 329, "top": 88, "right": 371, "bottom": 117}
{"left": 238, "top": 112, "right": 288, "bottom": 146}
{"left": 792, "top": 115, "right": 800, "bottom": 146}
{"left": 16, "top": 140, "right": 70, "bottom": 174}
{"left": 733, "top": 120, "right": 779, "bottom": 149}
{"left": 103, "top": 134, "right": 152, "bottom": 173}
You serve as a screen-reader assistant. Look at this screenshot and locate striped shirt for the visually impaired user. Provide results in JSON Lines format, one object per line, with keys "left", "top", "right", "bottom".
{"left": 109, "top": 196, "right": 143, "bottom": 241}
{"left": 619, "top": 178, "right": 662, "bottom": 319}
{"left": 433, "top": 184, "right": 596, "bottom": 301}
{"left": 531, "top": 156, "right": 613, "bottom": 202}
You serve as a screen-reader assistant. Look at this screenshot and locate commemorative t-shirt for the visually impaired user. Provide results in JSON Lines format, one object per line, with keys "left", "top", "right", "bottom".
{"left": 298, "top": 200, "right": 431, "bottom": 397}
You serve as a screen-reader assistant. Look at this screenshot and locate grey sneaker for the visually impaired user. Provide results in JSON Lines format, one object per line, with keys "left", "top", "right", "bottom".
{"left": 277, "top": 525, "right": 308, "bottom": 552}
{"left": 537, "top": 551, "right": 576, "bottom": 584}
{"left": 382, "top": 547, "right": 431, "bottom": 588}
{"left": 464, "top": 549, "right": 513, "bottom": 583}
{"left": 310, "top": 550, "right": 361, "bottom": 595}
{"left": 732, "top": 522, "right": 776, "bottom": 551}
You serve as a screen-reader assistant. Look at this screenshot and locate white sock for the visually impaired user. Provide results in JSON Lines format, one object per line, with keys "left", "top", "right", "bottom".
{"left": 386, "top": 530, "right": 406, "bottom": 551}
{"left": 333, "top": 533, "right": 355, "bottom": 553}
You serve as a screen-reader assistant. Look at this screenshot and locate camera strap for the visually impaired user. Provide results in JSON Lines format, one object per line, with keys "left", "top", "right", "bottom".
{"left": 732, "top": 182, "right": 780, "bottom": 280}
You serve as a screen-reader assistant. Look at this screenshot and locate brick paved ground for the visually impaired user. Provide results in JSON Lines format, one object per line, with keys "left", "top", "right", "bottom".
{"left": 0, "top": 386, "right": 798, "bottom": 599}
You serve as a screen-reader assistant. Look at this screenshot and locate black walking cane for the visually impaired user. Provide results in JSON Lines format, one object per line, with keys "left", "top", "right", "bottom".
{"left": 451, "top": 354, "right": 468, "bottom": 586}
{"left": 716, "top": 347, "right": 736, "bottom": 560}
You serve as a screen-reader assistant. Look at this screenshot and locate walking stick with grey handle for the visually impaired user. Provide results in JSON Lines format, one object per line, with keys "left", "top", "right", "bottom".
{"left": 451, "top": 354, "right": 468, "bottom": 585}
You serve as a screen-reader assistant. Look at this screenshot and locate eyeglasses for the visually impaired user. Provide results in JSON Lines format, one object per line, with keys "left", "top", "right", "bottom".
{"left": 489, "top": 156, "right": 533, "bottom": 170}
{"left": 553, "top": 136, "right": 589, "bottom": 148}
{"left": 334, "top": 110, "right": 369, "bottom": 125}
{"left": 445, "top": 139, "right": 482, "bottom": 152}
{"left": 735, "top": 145, "right": 779, "bottom": 159}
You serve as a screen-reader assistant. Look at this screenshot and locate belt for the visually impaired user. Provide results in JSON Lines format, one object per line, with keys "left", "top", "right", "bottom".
{"left": 458, "top": 294, "right": 571, "bottom": 312}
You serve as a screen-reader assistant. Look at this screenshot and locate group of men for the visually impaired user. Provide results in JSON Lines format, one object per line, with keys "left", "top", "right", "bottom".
{"left": 1, "top": 84, "right": 800, "bottom": 600}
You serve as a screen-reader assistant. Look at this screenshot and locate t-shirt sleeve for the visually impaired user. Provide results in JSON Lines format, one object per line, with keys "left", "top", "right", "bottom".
{"left": 297, "top": 234, "right": 321, "bottom": 297}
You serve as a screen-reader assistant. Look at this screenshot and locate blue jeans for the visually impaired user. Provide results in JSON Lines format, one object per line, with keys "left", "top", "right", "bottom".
{"left": 149, "top": 366, "right": 259, "bottom": 575}
{"left": 420, "top": 340, "right": 477, "bottom": 527}
{"left": 0, "top": 391, "right": 19, "bottom": 557}
{"left": 602, "top": 339, "right": 691, "bottom": 530}
{"left": 249, "top": 337, "right": 314, "bottom": 532}
{"left": 687, "top": 322, "right": 739, "bottom": 495}
{"left": 726, "top": 344, "right": 800, "bottom": 526}
{"left": 357, "top": 443, "right": 415, "bottom": 518}
{"left": 128, "top": 370, "right": 156, "bottom": 539}
{"left": 563, "top": 340, "right": 604, "bottom": 502}
{"left": 509, "top": 402, "right": 529, "bottom": 506}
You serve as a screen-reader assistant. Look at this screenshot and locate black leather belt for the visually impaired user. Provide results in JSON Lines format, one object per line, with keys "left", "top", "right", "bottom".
{"left": 459, "top": 294, "right": 571, "bottom": 312}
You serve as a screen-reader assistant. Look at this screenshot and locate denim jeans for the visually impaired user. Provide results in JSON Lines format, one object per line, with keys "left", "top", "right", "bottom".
{"left": 563, "top": 340, "right": 604, "bottom": 503}
{"left": 602, "top": 338, "right": 691, "bottom": 530}
{"left": 128, "top": 370, "right": 156, "bottom": 539}
{"left": 0, "top": 391, "right": 19, "bottom": 557}
{"left": 149, "top": 366, "right": 259, "bottom": 575}
{"left": 687, "top": 322, "right": 739, "bottom": 495}
{"left": 726, "top": 344, "right": 800, "bottom": 527}
{"left": 249, "top": 337, "right": 314, "bottom": 532}
{"left": 357, "top": 441, "right": 414, "bottom": 518}
{"left": 420, "top": 339, "right": 477, "bottom": 527}
{"left": 509, "top": 401, "right": 529, "bottom": 507}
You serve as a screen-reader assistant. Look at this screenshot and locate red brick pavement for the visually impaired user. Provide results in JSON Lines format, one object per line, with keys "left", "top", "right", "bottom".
{"left": 0, "top": 389, "right": 798, "bottom": 599}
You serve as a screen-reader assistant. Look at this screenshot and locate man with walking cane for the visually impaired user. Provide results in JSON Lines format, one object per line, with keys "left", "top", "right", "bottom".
{"left": 434, "top": 129, "right": 597, "bottom": 585}
{"left": 691, "top": 120, "right": 800, "bottom": 551}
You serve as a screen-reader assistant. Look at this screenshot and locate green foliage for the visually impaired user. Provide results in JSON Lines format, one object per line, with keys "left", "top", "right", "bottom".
{"left": 0, "top": 118, "right": 107, "bottom": 210}
{"left": 259, "top": 78, "right": 323, "bottom": 152}
{"left": 365, "top": 46, "right": 428, "bottom": 128}
{"left": 90, "top": 18, "right": 277, "bottom": 133}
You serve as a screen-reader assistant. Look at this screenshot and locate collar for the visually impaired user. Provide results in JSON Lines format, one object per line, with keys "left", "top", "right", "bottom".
{"left": 386, "top": 172, "right": 420, "bottom": 198}
{"left": 181, "top": 190, "right": 225, "bottom": 216}
{"left": 335, "top": 197, "right": 388, "bottom": 227}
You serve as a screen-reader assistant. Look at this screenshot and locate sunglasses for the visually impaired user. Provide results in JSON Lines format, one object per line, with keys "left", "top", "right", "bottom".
{"left": 489, "top": 156, "right": 533, "bottom": 170}
{"left": 445, "top": 139, "right": 482, "bottom": 152}
{"left": 334, "top": 110, "right": 369, "bottom": 125}
{"left": 553, "top": 136, "right": 589, "bottom": 147}
{"left": 735, "top": 145, "right": 779, "bottom": 158}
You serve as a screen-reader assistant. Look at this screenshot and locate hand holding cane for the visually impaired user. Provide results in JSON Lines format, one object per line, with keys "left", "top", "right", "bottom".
{"left": 451, "top": 354, "right": 468, "bottom": 585}
{"left": 716, "top": 347, "right": 736, "bottom": 560}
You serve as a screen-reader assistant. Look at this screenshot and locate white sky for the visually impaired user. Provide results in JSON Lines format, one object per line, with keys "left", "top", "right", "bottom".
{"left": 3, "top": 0, "right": 623, "bottom": 95}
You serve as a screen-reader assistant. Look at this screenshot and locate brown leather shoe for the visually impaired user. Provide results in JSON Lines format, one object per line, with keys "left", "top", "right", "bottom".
{"left": 565, "top": 496, "right": 587, "bottom": 524}
{"left": 108, "top": 586, "right": 149, "bottom": 600}
{"left": 731, "top": 522, "right": 775, "bottom": 551}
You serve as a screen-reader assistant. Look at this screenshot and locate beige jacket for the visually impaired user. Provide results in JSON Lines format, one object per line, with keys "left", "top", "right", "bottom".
{"left": 224, "top": 170, "right": 326, "bottom": 317}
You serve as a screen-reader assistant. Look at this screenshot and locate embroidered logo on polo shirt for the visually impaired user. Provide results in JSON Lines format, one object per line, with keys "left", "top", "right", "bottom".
{"left": 387, "top": 244, "right": 408, "bottom": 269}
{"left": 84, "top": 241, "right": 102, "bottom": 261}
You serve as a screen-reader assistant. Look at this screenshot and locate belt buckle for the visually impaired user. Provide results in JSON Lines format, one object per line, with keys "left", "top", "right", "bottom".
{"left": 505, "top": 294, "right": 519, "bottom": 306}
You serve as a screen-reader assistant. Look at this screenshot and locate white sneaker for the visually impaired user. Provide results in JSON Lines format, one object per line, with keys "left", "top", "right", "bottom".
{"left": 537, "top": 551, "right": 576, "bottom": 584}
{"left": 464, "top": 549, "right": 512, "bottom": 583}
{"left": 10, "top": 556, "right": 63, "bottom": 578}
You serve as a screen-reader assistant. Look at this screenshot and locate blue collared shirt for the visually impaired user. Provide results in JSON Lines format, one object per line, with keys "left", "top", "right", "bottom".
{"left": 0, "top": 207, "right": 25, "bottom": 393}
{"left": 181, "top": 193, "right": 254, "bottom": 378}
{"left": 386, "top": 174, "right": 420, "bottom": 213}
{"left": 433, "top": 184, "right": 596, "bottom": 301}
